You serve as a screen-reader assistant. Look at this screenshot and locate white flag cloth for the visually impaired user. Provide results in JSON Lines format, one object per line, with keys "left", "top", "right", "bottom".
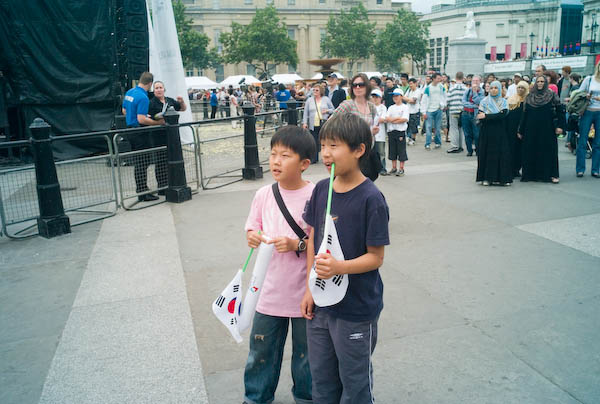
{"left": 212, "top": 269, "right": 243, "bottom": 343}
{"left": 238, "top": 240, "right": 274, "bottom": 333}
{"left": 149, "top": 0, "right": 194, "bottom": 144}
{"left": 146, "top": 1, "right": 161, "bottom": 80}
{"left": 309, "top": 214, "right": 348, "bottom": 306}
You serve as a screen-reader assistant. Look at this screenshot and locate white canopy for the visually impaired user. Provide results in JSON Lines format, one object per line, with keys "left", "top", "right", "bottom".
{"left": 361, "top": 71, "right": 383, "bottom": 78}
{"left": 219, "top": 75, "right": 261, "bottom": 88}
{"left": 311, "top": 72, "right": 345, "bottom": 80}
{"left": 271, "top": 73, "right": 304, "bottom": 84}
{"left": 184, "top": 76, "right": 218, "bottom": 90}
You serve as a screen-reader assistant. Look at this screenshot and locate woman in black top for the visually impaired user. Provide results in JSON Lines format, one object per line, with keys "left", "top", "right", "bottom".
{"left": 148, "top": 81, "right": 187, "bottom": 190}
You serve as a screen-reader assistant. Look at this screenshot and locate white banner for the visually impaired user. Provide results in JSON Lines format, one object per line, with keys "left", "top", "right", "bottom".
{"left": 484, "top": 61, "right": 527, "bottom": 73}
{"left": 149, "top": 0, "right": 194, "bottom": 144}
{"left": 531, "top": 56, "right": 588, "bottom": 71}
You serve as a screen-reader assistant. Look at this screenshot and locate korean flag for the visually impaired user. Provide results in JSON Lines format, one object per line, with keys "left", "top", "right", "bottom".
{"left": 309, "top": 214, "right": 348, "bottom": 306}
{"left": 212, "top": 269, "right": 243, "bottom": 343}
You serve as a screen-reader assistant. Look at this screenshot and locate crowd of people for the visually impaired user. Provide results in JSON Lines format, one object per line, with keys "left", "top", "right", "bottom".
{"left": 290, "top": 62, "right": 599, "bottom": 185}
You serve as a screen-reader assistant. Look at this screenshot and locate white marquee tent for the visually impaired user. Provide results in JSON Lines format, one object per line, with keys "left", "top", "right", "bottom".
{"left": 219, "top": 75, "right": 261, "bottom": 88}
{"left": 184, "top": 76, "right": 218, "bottom": 90}
{"left": 271, "top": 73, "right": 304, "bottom": 84}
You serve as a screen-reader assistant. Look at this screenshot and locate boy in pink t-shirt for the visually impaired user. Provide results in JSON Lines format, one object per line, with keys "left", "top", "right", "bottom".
{"left": 243, "top": 126, "right": 316, "bottom": 404}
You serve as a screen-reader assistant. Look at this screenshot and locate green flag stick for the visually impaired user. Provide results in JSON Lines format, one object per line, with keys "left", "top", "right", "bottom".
{"left": 323, "top": 163, "right": 336, "bottom": 239}
{"left": 242, "top": 230, "right": 261, "bottom": 273}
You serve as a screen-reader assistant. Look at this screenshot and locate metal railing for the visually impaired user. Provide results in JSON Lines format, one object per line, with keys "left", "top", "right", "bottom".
{"left": 0, "top": 102, "right": 304, "bottom": 239}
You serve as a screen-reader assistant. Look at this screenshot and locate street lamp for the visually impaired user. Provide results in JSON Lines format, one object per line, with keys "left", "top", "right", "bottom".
{"left": 585, "top": 12, "right": 598, "bottom": 54}
{"left": 545, "top": 35, "right": 550, "bottom": 57}
{"left": 529, "top": 32, "right": 535, "bottom": 58}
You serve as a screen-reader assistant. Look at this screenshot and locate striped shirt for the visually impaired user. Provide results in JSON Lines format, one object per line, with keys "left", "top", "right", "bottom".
{"left": 447, "top": 83, "right": 467, "bottom": 114}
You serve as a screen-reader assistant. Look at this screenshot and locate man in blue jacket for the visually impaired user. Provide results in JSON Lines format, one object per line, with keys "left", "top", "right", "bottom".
{"left": 461, "top": 75, "right": 485, "bottom": 156}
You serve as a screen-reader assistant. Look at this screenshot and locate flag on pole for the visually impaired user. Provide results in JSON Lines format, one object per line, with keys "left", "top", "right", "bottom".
{"left": 238, "top": 239, "right": 274, "bottom": 333}
{"left": 212, "top": 269, "right": 243, "bottom": 343}
{"left": 149, "top": 0, "right": 194, "bottom": 144}
{"left": 309, "top": 214, "right": 348, "bottom": 306}
{"left": 308, "top": 163, "right": 349, "bottom": 307}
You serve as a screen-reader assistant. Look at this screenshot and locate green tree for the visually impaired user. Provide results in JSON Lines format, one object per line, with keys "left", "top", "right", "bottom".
{"left": 172, "top": 0, "right": 221, "bottom": 70}
{"left": 320, "top": 3, "right": 376, "bottom": 74}
{"left": 373, "top": 9, "right": 430, "bottom": 74}
{"left": 220, "top": 6, "right": 298, "bottom": 76}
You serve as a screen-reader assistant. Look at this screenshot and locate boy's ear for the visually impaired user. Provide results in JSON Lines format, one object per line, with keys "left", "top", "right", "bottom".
{"left": 353, "top": 143, "right": 366, "bottom": 160}
{"left": 300, "top": 158, "right": 311, "bottom": 172}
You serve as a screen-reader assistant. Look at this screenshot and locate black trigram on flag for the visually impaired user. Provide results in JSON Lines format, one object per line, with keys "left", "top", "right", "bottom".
{"left": 233, "top": 284, "right": 240, "bottom": 293}
{"left": 315, "top": 278, "right": 326, "bottom": 290}
{"left": 327, "top": 234, "right": 333, "bottom": 245}
{"left": 332, "top": 275, "right": 343, "bottom": 286}
{"left": 230, "top": 317, "right": 237, "bottom": 325}
{"left": 215, "top": 295, "right": 225, "bottom": 307}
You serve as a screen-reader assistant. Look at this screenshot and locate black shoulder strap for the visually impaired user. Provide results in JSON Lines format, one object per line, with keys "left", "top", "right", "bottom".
{"left": 272, "top": 183, "right": 308, "bottom": 240}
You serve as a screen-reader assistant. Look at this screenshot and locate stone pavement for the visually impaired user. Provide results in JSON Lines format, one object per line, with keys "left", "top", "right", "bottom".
{"left": 1, "top": 138, "right": 599, "bottom": 404}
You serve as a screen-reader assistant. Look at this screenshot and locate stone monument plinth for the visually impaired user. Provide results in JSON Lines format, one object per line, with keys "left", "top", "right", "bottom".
{"left": 445, "top": 38, "right": 488, "bottom": 77}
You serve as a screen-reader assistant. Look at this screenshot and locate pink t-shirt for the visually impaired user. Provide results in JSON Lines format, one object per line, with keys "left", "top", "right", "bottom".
{"left": 245, "top": 181, "right": 315, "bottom": 317}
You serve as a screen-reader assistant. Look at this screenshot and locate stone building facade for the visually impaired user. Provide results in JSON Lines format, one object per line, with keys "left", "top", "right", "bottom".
{"left": 182, "top": 0, "right": 412, "bottom": 81}
{"left": 421, "top": 0, "right": 587, "bottom": 73}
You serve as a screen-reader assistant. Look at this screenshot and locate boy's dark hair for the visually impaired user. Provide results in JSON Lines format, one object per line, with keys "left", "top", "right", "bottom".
{"left": 408, "top": 78, "right": 417, "bottom": 84}
{"left": 278, "top": 83, "right": 286, "bottom": 91}
{"left": 571, "top": 73, "right": 581, "bottom": 83}
{"left": 401, "top": 73, "right": 409, "bottom": 80}
{"left": 319, "top": 112, "right": 372, "bottom": 163}
{"left": 270, "top": 126, "right": 315, "bottom": 161}
{"left": 370, "top": 76, "right": 381, "bottom": 86}
{"left": 431, "top": 72, "right": 440, "bottom": 80}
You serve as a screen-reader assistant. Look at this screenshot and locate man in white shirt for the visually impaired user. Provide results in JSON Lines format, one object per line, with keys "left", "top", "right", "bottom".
{"left": 420, "top": 73, "right": 447, "bottom": 150}
{"left": 505, "top": 73, "right": 522, "bottom": 99}
{"left": 403, "top": 78, "right": 421, "bottom": 145}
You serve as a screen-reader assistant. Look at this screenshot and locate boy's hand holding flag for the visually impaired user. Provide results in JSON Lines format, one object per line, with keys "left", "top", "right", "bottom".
{"left": 308, "top": 163, "right": 349, "bottom": 307}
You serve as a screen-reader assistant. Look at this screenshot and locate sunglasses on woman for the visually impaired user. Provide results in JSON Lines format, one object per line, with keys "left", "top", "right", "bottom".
{"left": 352, "top": 82, "right": 366, "bottom": 88}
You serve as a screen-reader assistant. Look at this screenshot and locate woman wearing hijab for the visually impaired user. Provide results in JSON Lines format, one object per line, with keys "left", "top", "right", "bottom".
{"left": 518, "top": 75, "right": 565, "bottom": 183}
{"left": 506, "top": 81, "right": 529, "bottom": 177}
{"left": 476, "top": 81, "right": 512, "bottom": 186}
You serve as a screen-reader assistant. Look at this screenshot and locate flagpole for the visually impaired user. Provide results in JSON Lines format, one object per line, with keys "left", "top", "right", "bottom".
{"left": 322, "top": 163, "right": 336, "bottom": 240}
{"left": 242, "top": 230, "right": 261, "bottom": 272}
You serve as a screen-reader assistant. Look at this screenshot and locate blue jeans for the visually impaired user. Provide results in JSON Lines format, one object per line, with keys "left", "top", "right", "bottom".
{"left": 244, "top": 312, "right": 312, "bottom": 404}
{"left": 461, "top": 111, "right": 480, "bottom": 154}
{"left": 425, "top": 109, "right": 442, "bottom": 146}
{"left": 576, "top": 109, "right": 600, "bottom": 174}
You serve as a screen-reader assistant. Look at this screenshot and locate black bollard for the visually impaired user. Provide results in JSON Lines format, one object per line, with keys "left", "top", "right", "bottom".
{"left": 164, "top": 108, "right": 192, "bottom": 203}
{"left": 203, "top": 100, "right": 208, "bottom": 120}
{"left": 242, "top": 104, "right": 263, "bottom": 180}
{"left": 287, "top": 100, "right": 298, "bottom": 126}
{"left": 29, "top": 118, "right": 71, "bottom": 238}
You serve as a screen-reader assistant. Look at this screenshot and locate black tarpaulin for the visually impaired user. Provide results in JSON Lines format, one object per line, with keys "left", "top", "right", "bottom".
{"left": 0, "top": 0, "right": 120, "bottom": 156}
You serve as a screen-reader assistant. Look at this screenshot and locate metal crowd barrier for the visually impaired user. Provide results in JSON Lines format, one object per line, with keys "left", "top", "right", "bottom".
{"left": 0, "top": 135, "right": 118, "bottom": 239}
{"left": 113, "top": 129, "right": 200, "bottom": 210}
{"left": 0, "top": 103, "right": 304, "bottom": 239}
{"left": 195, "top": 104, "right": 303, "bottom": 190}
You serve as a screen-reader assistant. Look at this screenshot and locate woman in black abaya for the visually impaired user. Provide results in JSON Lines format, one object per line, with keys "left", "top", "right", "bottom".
{"left": 506, "top": 81, "right": 529, "bottom": 177}
{"left": 476, "top": 81, "right": 512, "bottom": 186}
{"left": 518, "top": 75, "right": 565, "bottom": 183}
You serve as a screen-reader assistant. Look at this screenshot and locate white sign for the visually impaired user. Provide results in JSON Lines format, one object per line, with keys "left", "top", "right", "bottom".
{"left": 484, "top": 61, "right": 527, "bottom": 73}
{"left": 531, "top": 56, "right": 588, "bottom": 71}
